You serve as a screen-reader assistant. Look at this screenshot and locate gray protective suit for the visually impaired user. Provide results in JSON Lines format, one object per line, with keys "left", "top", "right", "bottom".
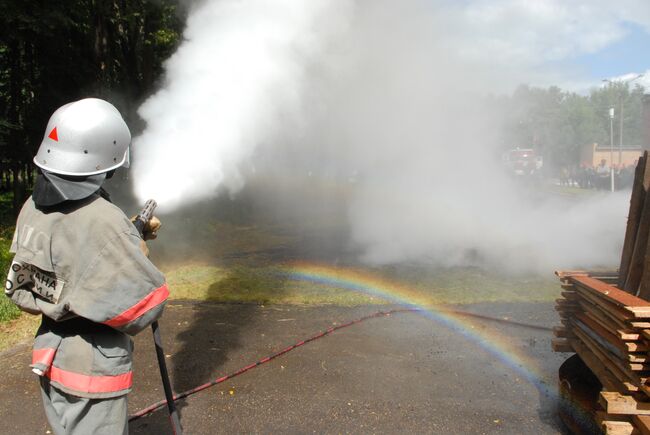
{"left": 5, "top": 193, "right": 168, "bottom": 434}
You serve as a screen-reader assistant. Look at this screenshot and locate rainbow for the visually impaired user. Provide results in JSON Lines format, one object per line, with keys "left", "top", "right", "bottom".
{"left": 278, "top": 261, "right": 559, "bottom": 400}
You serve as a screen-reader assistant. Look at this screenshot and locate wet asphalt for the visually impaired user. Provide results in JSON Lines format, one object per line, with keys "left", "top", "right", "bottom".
{"left": 0, "top": 301, "right": 569, "bottom": 434}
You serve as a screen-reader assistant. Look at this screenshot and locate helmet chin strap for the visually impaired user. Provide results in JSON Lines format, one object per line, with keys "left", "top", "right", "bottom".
{"left": 32, "top": 170, "right": 107, "bottom": 208}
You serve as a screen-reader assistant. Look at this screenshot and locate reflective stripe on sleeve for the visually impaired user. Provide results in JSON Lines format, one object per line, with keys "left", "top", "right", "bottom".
{"left": 48, "top": 366, "right": 133, "bottom": 393}
{"left": 103, "top": 283, "right": 169, "bottom": 328}
{"left": 32, "top": 348, "right": 56, "bottom": 367}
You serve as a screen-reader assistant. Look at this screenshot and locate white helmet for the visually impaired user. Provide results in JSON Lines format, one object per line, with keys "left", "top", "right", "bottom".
{"left": 33, "top": 98, "right": 131, "bottom": 176}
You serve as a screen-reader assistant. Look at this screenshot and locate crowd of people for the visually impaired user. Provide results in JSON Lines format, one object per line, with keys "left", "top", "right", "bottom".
{"left": 559, "top": 159, "right": 636, "bottom": 190}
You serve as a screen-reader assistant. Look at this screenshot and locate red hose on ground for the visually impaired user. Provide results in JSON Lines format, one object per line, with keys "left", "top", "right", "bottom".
{"left": 129, "top": 308, "right": 418, "bottom": 421}
{"left": 129, "top": 306, "right": 552, "bottom": 421}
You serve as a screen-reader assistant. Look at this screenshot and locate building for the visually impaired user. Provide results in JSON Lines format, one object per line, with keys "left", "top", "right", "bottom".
{"left": 579, "top": 94, "right": 650, "bottom": 168}
{"left": 580, "top": 143, "right": 643, "bottom": 168}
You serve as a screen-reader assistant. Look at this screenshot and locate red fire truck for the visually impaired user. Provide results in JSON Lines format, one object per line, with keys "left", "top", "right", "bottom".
{"left": 502, "top": 148, "right": 543, "bottom": 177}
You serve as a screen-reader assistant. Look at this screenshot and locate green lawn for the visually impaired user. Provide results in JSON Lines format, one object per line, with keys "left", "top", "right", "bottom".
{"left": 163, "top": 262, "right": 561, "bottom": 307}
{"left": 0, "top": 192, "right": 20, "bottom": 323}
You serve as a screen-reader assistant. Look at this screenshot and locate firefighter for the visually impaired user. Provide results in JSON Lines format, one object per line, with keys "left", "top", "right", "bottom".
{"left": 5, "top": 98, "right": 168, "bottom": 434}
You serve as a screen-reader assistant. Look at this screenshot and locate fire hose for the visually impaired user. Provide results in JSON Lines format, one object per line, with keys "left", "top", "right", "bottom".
{"left": 128, "top": 306, "right": 551, "bottom": 422}
{"left": 133, "top": 199, "right": 183, "bottom": 435}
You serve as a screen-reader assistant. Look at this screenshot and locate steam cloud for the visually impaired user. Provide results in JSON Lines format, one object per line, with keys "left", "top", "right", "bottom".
{"left": 133, "top": 0, "right": 630, "bottom": 272}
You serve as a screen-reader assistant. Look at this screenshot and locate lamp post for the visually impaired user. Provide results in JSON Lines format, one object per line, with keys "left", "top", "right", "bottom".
{"left": 603, "top": 74, "right": 645, "bottom": 171}
{"left": 610, "top": 107, "right": 615, "bottom": 192}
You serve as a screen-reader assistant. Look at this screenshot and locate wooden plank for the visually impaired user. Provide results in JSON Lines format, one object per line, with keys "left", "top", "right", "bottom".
{"left": 552, "top": 338, "right": 573, "bottom": 352}
{"left": 573, "top": 327, "right": 643, "bottom": 388}
{"left": 569, "top": 338, "right": 622, "bottom": 392}
{"left": 600, "top": 391, "right": 650, "bottom": 415}
{"left": 625, "top": 183, "right": 650, "bottom": 295}
{"left": 575, "top": 314, "right": 629, "bottom": 358}
{"left": 620, "top": 330, "right": 643, "bottom": 342}
{"left": 574, "top": 285, "right": 636, "bottom": 322}
{"left": 627, "top": 382, "right": 642, "bottom": 393}
{"left": 572, "top": 327, "right": 634, "bottom": 386}
{"left": 629, "top": 308, "right": 650, "bottom": 318}
{"left": 597, "top": 411, "right": 633, "bottom": 426}
{"left": 620, "top": 153, "right": 648, "bottom": 289}
{"left": 572, "top": 321, "right": 649, "bottom": 372}
{"left": 633, "top": 415, "right": 650, "bottom": 435}
{"left": 553, "top": 326, "right": 573, "bottom": 338}
{"left": 631, "top": 322, "right": 650, "bottom": 329}
{"left": 555, "top": 303, "right": 579, "bottom": 313}
{"left": 578, "top": 298, "right": 629, "bottom": 331}
{"left": 557, "top": 303, "right": 574, "bottom": 314}
{"left": 629, "top": 354, "right": 650, "bottom": 364}
{"left": 597, "top": 411, "right": 634, "bottom": 423}
{"left": 602, "top": 420, "right": 637, "bottom": 435}
{"left": 557, "top": 297, "right": 579, "bottom": 307}
{"left": 583, "top": 306, "right": 640, "bottom": 341}
{"left": 625, "top": 342, "right": 650, "bottom": 353}
{"left": 639, "top": 224, "right": 650, "bottom": 298}
{"left": 571, "top": 276, "right": 650, "bottom": 311}
{"left": 578, "top": 287, "right": 650, "bottom": 322}
{"left": 557, "top": 270, "right": 588, "bottom": 279}
{"left": 562, "top": 291, "right": 579, "bottom": 300}
{"left": 629, "top": 363, "right": 650, "bottom": 372}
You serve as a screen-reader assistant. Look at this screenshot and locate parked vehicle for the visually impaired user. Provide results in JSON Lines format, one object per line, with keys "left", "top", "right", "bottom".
{"left": 502, "top": 148, "right": 543, "bottom": 176}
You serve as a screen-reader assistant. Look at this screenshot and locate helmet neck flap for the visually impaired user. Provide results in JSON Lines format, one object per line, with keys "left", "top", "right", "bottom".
{"left": 32, "top": 170, "right": 108, "bottom": 207}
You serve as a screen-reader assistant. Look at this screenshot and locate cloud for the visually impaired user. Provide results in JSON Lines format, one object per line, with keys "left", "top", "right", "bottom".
{"left": 607, "top": 70, "right": 650, "bottom": 90}
{"left": 455, "top": 0, "right": 649, "bottom": 69}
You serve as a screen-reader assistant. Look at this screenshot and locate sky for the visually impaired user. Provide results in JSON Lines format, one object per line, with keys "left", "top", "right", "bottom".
{"left": 575, "top": 23, "right": 650, "bottom": 81}
{"left": 451, "top": 0, "right": 650, "bottom": 91}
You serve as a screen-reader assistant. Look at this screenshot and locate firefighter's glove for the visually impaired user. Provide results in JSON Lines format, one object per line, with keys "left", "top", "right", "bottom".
{"left": 143, "top": 216, "right": 161, "bottom": 241}
{"left": 130, "top": 216, "right": 162, "bottom": 241}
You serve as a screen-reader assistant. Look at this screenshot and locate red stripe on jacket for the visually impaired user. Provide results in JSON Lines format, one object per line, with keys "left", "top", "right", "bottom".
{"left": 32, "top": 348, "right": 56, "bottom": 367}
{"left": 48, "top": 366, "right": 133, "bottom": 393}
{"left": 103, "top": 283, "right": 169, "bottom": 328}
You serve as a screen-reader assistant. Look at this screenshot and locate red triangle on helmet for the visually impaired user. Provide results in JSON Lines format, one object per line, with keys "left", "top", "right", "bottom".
{"left": 48, "top": 127, "right": 58, "bottom": 142}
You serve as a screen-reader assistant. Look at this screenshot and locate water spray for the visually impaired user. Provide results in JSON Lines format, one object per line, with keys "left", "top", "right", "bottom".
{"left": 132, "top": 0, "right": 630, "bottom": 271}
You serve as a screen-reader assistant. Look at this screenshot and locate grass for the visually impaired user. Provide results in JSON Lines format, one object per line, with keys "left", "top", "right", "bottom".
{"left": 0, "top": 314, "right": 40, "bottom": 352}
{"left": 0, "top": 191, "right": 32, "bottom": 351}
{"left": 542, "top": 183, "right": 603, "bottom": 198}
{"left": 0, "top": 191, "right": 20, "bottom": 323}
{"left": 165, "top": 264, "right": 384, "bottom": 305}
{"left": 163, "top": 262, "right": 561, "bottom": 306}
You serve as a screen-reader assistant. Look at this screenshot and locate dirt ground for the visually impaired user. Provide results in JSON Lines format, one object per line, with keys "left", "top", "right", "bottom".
{"left": 0, "top": 301, "right": 569, "bottom": 434}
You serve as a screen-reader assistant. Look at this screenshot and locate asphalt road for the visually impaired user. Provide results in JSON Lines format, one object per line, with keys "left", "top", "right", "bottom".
{"left": 0, "top": 302, "right": 569, "bottom": 434}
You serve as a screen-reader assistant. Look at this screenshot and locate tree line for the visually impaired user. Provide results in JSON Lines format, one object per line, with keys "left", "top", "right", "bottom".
{"left": 0, "top": 0, "right": 183, "bottom": 213}
{"left": 500, "top": 82, "right": 647, "bottom": 171}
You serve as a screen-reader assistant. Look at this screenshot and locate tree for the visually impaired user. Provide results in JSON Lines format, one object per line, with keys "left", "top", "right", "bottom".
{"left": 0, "top": 0, "right": 183, "bottom": 214}
{"left": 501, "top": 82, "right": 645, "bottom": 171}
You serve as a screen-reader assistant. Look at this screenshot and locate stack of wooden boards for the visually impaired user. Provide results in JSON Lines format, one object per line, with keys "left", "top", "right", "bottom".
{"left": 552, "top": 151, "right": 650, "bottom": 434}
{"left": 618, "top": 150, "right": 650, "bottom": 299}
{"left": 555, "top": 271, "right": 650, "bottom": 434}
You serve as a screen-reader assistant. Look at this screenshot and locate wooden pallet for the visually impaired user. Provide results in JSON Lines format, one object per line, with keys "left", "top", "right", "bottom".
{"left": 554, "top": 269, "right": 650, "bottom": 433}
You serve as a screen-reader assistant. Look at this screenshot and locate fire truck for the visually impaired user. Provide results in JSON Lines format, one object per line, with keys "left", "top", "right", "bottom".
{"left": 502, "top": 148, "right": 543, "bottom": 177}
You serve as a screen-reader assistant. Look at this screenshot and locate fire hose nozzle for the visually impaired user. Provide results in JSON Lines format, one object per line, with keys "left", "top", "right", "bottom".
{"left": 134, "top": 199, "right": 158, "bottom": 237}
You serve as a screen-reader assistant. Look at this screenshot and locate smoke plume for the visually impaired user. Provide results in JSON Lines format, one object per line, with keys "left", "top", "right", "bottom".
{"left": 133, "top": 0, "right": 630, "bottom": 272}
